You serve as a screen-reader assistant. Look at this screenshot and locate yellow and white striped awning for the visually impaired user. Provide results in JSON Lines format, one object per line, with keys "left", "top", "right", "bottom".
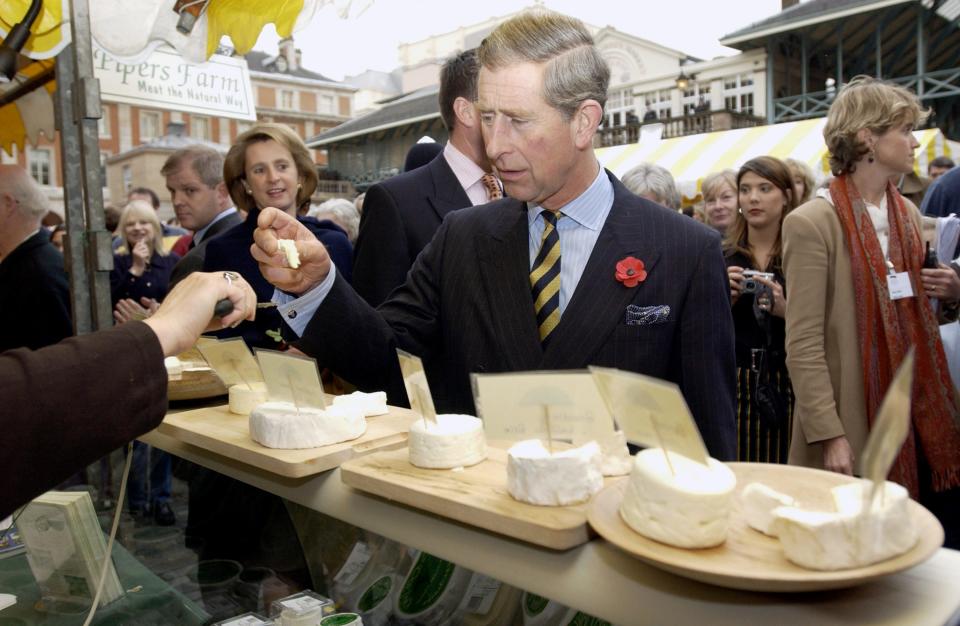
{"left": 596, "top": 118, "right": 958, "bottom": 205}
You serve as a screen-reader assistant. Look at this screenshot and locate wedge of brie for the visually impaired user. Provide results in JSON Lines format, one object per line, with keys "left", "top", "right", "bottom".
{"left": 741, "top": 482, "right": 796, "bottom": 537}
{"left": 277, "top": 238, "right": 300, "bottom": 268}
{"left": 333, "top": 390, "right": 390, "bottom": 417}
{"left": 249, "top": 402, "right": 366, "bottom": 449}
{"left": 619, "top": 448, "right": 736, "bottom": 548}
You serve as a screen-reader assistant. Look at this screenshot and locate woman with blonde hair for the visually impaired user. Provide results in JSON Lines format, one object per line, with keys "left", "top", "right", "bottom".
{"left": 784, "top": 158, "right": 816, "bottom": 205}
{"left": 724, "top": 156, "right": 797, "bottom": 462}
{"left": 783, "top": 76, "right": 960, "bottom": 545}
{"left": 110, "top": 200, "right": 180, "bottom": 310}
{"left": 701, "top": 169, "right": 738, "bottom": 233}
{"left": 203, "top": 122, "right": 352, "bottom": 348}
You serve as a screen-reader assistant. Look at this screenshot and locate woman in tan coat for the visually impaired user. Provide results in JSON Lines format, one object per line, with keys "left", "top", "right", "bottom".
{"left": 783, "top": 76, "right": 960, "bottom": 546}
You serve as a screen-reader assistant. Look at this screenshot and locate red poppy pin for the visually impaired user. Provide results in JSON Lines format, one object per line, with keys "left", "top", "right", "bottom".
{"left": 615, "top": 256, "right": 647, "bottom": 288}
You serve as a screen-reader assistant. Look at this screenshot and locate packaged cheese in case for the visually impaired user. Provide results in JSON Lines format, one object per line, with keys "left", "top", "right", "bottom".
{"left": 619, "top": 448, "right": 736, "bottom": 548}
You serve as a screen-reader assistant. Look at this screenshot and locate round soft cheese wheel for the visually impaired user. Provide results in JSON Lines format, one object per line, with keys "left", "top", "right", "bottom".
{"left": 408, "top": 414, "right": 487, "bottom": 469}
{"left": 249, "top": 402, "right": 366, "bottom": 449}
{"left": 228, "top": 382, "right": 268, "bottom": 415}
{"left": 333, "top": 390, "right": 390, "bottom": 417}
{"left": 506, "top": 440, "right": 603, "bottom": 506}
{"left": 619, "top": 448, "right": 736, "bottom": 548}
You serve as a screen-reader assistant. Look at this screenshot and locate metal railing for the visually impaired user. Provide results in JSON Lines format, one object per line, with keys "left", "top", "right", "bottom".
{"left": 597, "top": 109, "right": 765, "bottom": 147}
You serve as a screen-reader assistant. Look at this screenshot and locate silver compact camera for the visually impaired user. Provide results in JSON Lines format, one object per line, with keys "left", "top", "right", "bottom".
{"left": 742, "top": 270, "right": 774, "bottom": 294}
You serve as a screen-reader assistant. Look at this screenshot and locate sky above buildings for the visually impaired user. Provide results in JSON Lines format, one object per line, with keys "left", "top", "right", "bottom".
{"left": 252, "top": 0, "right": 785, "bottom": 81}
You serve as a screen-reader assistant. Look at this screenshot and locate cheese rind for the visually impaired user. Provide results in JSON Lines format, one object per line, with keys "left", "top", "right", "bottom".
{"left": 249, "top": 401, "right": 366, "bottom": 449}
{"left": 164, "top": 356, "right": 183, "bottom": 377}
{"left": 506, "top": 440, "right": 603, "bottom": 506}
{"left": 228, "top": 382, "right": 268, "bottom": 415}
{"left": 597, "top": 430, "right": 632, "bottom": 477}
{"left": 408, "top": 414, "right": 486, "bottom": 469}
{"left": 772, "top": 480, "right": 918, "bottom": 571}
{"left": 333, "top": 391, "right": 389, "bottom": 417}
{"left": 619, "top": 448, "right": 736, "bottom": 548}
{"left": 277, "top": 239, "right": 300, "bottom": 269}
{"left": 741, "top": 482, "right": 796, "bottom": 537}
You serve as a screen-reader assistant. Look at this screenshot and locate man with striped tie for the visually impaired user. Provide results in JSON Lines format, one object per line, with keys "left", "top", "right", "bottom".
{"left": 252, "top": 10, "right": 736, "bottom": 460}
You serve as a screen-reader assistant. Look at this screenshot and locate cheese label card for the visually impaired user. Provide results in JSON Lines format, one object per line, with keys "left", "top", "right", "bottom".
{"left": 859, "top": 349, "right": 914, "bottom": 489}
{"left": 254, "top": 349, "right": 327, "bottom": 409}
{"left": 396, "top": 349, "right": 437, "bottom": 422}
{"left": 471, "top": 371, "right": 616, "bottom": 443}
{"left": 197, "top": 338, "right": 264, "bottom": 388}
{"left": 590, "top": 366, "right": 709, "bottom": 465}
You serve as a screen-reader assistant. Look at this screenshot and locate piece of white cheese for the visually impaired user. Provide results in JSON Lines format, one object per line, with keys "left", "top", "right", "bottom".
{"left": 507, "top": 440, "right": 603, "bottom": 506}
{"left": 408, "top": 414, "right": 487, "bottom": 469}
{"left": 249, "top": 401, "right": 366, "bottom": 449}
{"left": 164, "top": 356, "right": 183, "bottom": 377}
{"left": 333, "top": 390, "right": 390, "bottom": 417}
{"left": 228, "top": 382, "right": 268, "bottom": 415}
{"left": 741, "top": 482, "right": 797, "bottom": 537}
{"left": 619, "top": 448, "right": 736, "bottom": 548}
{"left": 772, "top": 479, "right": 918, "bottom": 571}
{"left": 596, "top": 430, "right": 632, "bottom": 477}
{"left": 277, "top": 239, "right": 300, "bottom": 269}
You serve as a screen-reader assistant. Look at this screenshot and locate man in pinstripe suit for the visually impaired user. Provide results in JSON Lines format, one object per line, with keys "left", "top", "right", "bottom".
{"left": 252, "top": 10, "right": 737, "bottom": 460}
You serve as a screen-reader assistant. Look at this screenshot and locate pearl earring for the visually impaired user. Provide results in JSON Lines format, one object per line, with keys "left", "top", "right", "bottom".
{"left": 868, "top": 149, "right": 875, "bottom": 163}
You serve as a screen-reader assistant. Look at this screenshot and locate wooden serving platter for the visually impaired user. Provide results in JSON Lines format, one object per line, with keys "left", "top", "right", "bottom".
{"left": 157, "top": 403, "right": 420, "bottom": 478}
{"left": 340, "top": 444, "right": 616, "bottom": 550}
{"left": 167, "top": 348, "right": 227, "bottom": 401}
{"left": 588, "top": 463, "right": 943, "bottom": 592}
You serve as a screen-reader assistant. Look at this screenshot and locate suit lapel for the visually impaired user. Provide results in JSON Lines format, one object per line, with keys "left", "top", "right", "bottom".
{"left": 425, "top": 153, "right": 473, "bottom": 222}
{"left": 541, "top": 176, "right": 662, "bottom": 368}
{"left": 476, "top": 200, "right": 543, "bottom": 370}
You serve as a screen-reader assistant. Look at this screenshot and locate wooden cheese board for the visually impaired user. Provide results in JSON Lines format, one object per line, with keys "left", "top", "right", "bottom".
{"left": 340, "top": 443, "right": 616, "bottom": 550}
{"left": 167, "top": 348, "right": 227, "bottom": 401}
{"left": 158, "top": 403, "right": 420, "bottom": 478}
{"left": 587, "top": 463, "right": 943, "bottom": 592}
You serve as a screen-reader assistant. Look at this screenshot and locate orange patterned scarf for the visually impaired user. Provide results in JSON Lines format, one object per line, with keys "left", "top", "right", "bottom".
{"left": 831, "top": 174, "right": 960, "bottom": 496}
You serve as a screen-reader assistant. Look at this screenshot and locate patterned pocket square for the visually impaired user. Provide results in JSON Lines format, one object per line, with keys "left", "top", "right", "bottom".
{"left": 625, "top": 304, "right": 670, "bottom": 326}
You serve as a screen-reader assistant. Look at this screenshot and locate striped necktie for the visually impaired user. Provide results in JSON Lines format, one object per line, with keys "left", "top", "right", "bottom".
{"left": 481, "top": 173, "right": 503, "bottom": 201}
{"left": 530, "top": 210, "right": 561, "bottom": 344}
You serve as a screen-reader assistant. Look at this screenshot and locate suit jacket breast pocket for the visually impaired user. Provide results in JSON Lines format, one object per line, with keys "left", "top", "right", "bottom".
{"left": 610, "top": 322, "right": 672, "bottom": 375}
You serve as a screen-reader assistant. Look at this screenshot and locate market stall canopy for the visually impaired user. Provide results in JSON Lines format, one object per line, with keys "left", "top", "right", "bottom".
{"left": 596, "top": 118, "right": 959, "bottom": 205}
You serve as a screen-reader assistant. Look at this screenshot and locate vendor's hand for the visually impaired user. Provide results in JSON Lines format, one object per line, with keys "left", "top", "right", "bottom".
{"left": 822, "top": 435, "right": 854, "bottom": 476}
{"left": 130, "top": 240, "right": 150, "bottom": 275}
{"left": 921, "top": 263, "right": 960, "bottom": 301}
{"left": 754, "top": 275, "right": 787, "bottom": 318}
{"left": 143, "top": 272, "right": 256, "bottom": 357}
{"left": 250, "top": 207, "right": 330, "bottom": 295}
{"left": 727, "top": 265, "right": 744, "bottom": 305}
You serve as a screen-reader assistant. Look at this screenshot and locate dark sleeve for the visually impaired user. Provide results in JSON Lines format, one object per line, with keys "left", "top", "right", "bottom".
{"left": 681, "top": 234, "right": 737, "bottom": 461}
{"left": 351, "top": 183, "right": 411, "bottom": 307}
{"left": 28, "top": 260, "right": 73, "bottom": 349}
{"left": 0, "top": 322, "right": 168, "bottom": 518}
{"left": 317, "top": 229, "right": 354, "bottom": 285}
{"left": 169, "top": 246, "right": 204, "bottom": 289}
{"left": 109, "top": 253, "right": 127, "bottom": 303}
{"left": 921, "top": 179, "right": 947, "bottom": 217}
{"left": 295, "top": 213, "right": 449, "bottom": 405}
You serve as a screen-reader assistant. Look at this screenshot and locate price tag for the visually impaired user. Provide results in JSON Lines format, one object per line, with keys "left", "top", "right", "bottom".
{"left": 460, "top": 573, "right": 501, "bottom": 615}
{"left": 281, "top": 596, "right": 323, "bottom": 612}
{"left": 887, "top": 272, "right": 914, "bottom": 300}
{"left": 471, "top": 371, "right": 616, "bottom": 443}
{"left": 590, "top": 366, "right": 709, "bottom": 465}
{"left": 396, "top": 350, "right": 437, "bottom": 422}
{"left": 254, "top": 349, "right": 327, "bottom": 409}
{"left": 859, "top": 349, "right": 914, "bottom": 493}
{"left": 197, "top": 338, "right": 263, "bottom": 387}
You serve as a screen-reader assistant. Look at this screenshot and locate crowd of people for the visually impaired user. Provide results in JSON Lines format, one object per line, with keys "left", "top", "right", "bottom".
{"left": 2, "top": 10, "right": 959, "bottom": 559}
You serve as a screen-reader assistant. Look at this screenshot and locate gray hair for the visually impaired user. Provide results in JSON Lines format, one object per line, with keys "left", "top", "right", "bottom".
{"left": 308, "top": 198, "right": 360, "bottom": 244}
{"left": 161, "top": 145, "right": 225, "bottom": 188}
{"left": 622, "top": 163, "right": 681, "bottom": 210}
{"left": 478, "top": 9, "right": 609, "bottom": 119}
{"left": 0, "top": 164, "right": 49, "bottom": 219}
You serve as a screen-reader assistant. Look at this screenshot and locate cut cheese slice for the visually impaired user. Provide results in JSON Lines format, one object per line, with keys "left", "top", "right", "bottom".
{"left": 597, "top": 430, "right": 632, "bottom": 477}
{"left": 772, "top": 480, "right": 918, "bottom": 571}
{"left": 164, "top": 356, "right": 183, "bottom": 377}
{"left": 741, "top": 482, "right": 796, "bottom": 537}
{"left": 277, "top": 238, "right": 300, "bottom": 268}
{"left": 333, "top": 390, "right": 390, "bottom": 417}
{"left": 619, "top": 448, "right": 736, "bottom": 548}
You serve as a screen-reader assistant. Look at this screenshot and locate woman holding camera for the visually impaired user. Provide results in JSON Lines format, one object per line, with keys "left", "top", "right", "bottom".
{"left": 783, "top": 77, "right": 960, "bottom": 546}
{"left": 724, "top": 156, "right": 797, "bottom": 463}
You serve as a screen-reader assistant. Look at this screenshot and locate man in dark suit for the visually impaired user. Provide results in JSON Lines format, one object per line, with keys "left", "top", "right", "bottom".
{"left": 0, "top": 165, "right": 72, "bottom": 353}
{"left": 164, "top": 146, "right": 242, "bottom": 287}
{"left": 252, "top": 11, "right": 736, "bottom": 459}
{"left": 353, "top": 48, "right": 500, "bottom": 306}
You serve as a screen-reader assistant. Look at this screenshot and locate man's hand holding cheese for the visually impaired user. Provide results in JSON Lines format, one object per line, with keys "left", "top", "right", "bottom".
{"left": 251, "top": 207, "right": 330, "bottom": 295}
